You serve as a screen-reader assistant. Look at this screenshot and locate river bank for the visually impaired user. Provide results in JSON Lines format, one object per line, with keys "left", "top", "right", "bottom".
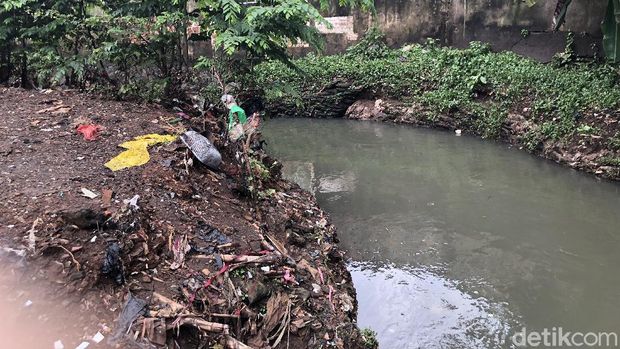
{"left": 251, "top": 37, "right": 620, "bottom": 181}
{"left": 0, "top": 88, "right": 373, "bottom": 349}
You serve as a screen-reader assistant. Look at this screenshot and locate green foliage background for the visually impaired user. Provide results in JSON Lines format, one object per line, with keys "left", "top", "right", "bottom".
{"left": 252, "top": 31, "right": 620, "bottom": 143}
{"left": 0, "top": 0, "right": 371, "bottom": 99}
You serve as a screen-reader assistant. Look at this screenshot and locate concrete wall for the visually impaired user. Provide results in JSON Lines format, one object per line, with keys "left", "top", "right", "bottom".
{"left": 308, "top": 0, "right": 608, "bottom": 61}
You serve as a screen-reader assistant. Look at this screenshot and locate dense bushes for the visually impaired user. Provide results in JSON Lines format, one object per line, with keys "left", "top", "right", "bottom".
{"left": 252, "top": 35, "right": 620, "bottom": 140}
{"left": 0, "top": 0, "right": 372, "bottom": 100}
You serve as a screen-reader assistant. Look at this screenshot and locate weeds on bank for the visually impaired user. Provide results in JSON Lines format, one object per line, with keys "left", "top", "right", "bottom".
{"left": 608, "top": 133, "right": 620, "bottom": 150}
{"left": 252, "top": 32, "right": 620, "bottom": 142}
{"left": 360, "top": 328, "right": 379, "bottom": 348}
{"left": 600, "top": 156, "right": 620, "bottom": 166}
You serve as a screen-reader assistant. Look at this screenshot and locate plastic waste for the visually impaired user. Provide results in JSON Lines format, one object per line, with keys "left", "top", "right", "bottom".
{"left": 123, "top": 195, "right": 140, "bottom": 210}
{"left": 75, "top": 342, "right": 89, "bottom": 349}
{"left": 92, "top": 332, "right": 105, "bottom": 343}
{"left": 109, "top": 293, "right": 148, "bottom": 344}
{"left": 200, "top": 227, "right": 231, "bottom": 245}
{"left": 105, "top": 134, "right": 177, "bottom": 171}
{"left": 80, "top": 188, "right": 98, "bottom": 199}
{"left": 180, "top": 130, "right": 221, "bottom": 169}
{"left": 76, "top": 124, "right": 102, "bottom": 141}
{"left": 101, "top": 242, "right": 124, "bottom": 285}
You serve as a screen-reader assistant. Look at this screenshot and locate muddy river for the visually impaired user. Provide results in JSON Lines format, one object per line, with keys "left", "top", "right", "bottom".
{"left": 263, "top": 118, "right": 620, "bottom": 348}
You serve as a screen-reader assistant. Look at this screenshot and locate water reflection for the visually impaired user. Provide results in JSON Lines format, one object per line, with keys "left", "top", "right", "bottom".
{"left": 350, "top": 262, "right": 515, "bottom": 348}
{"left": 264, "top": 118, "right": 620, "bottom": 348}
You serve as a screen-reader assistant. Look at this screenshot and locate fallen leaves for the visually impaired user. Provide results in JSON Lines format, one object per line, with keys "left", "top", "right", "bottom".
{"left": 36, "top": 103, "right": 73, "bottom": 115}
{"left": 263, "top": 292, "right": 290, "bottom": 336}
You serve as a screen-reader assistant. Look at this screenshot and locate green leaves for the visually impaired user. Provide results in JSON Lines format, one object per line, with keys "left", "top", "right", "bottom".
{"left": 254, "top": 38, "right": 620, "bottom": 142}
{"left": 199, "top": 0, "right": 328, "bottom": 63}
{"left": 0, "top": 0, "right": 373, "bottom": 94}
{"left": 2, "top": 0, "right": 32, "bottom": 11}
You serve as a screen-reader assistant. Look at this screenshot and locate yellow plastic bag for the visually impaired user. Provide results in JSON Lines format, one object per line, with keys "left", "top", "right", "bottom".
{"left": 105, "top": 134, "right": 177, "bottom": 171}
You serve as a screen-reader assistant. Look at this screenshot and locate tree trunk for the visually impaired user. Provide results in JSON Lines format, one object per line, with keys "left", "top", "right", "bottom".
{"left": 20, "top": 38, "right": 33, "bottom": 89}
{"left": 0, "top": 44, "right": 11, "bottom": 85}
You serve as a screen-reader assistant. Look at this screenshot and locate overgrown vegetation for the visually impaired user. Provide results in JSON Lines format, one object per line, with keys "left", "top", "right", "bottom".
{"left": 609, "top": 132, "right": 620, "bottom": 150}
{"left": 252, "top": 30, "right": 620, "bottom": 141}
{"left": 360, "top": 328, "right": 379, "bottom": 348}
{"left": 0, "top": 0, "right": 372, "bottom": 100}
{"left": 599, "top": 155, "right": 620, "bottom": 166}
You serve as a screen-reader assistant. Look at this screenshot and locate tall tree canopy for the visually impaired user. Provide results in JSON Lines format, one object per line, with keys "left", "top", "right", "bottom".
{"left": 0, "top": 0, "right": 373, "bottom": 89}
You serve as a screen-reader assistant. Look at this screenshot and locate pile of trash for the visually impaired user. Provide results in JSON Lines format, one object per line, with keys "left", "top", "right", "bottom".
{"left": 4, "top": 94, "right": 371, "bottom": 349}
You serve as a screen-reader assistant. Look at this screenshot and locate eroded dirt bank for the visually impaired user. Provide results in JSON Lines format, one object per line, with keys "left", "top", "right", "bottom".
{"left": 0, "top": 88, "right": 370, "bottom": 349}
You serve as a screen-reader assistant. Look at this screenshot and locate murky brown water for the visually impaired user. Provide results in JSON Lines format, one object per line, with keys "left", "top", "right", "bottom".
{"left": 264, "top": 118, "right": 620, "bottom": 348}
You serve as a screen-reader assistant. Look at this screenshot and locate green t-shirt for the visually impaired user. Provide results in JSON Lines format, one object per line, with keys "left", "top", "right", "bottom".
{"left": 228, "top": 105, "right": 247, "bottom": 130}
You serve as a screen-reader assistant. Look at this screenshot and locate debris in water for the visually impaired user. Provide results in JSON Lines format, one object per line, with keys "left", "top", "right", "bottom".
{"left": 455, "top": 129, "right": 462, "bottom": 136}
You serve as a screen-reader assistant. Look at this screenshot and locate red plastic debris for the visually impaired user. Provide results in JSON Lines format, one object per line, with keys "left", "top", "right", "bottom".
{"left": 203, "top": 263, "right": 230, "bottom": 289}
{"left": 76, "top": 124, "right": 103, "bottom": 141}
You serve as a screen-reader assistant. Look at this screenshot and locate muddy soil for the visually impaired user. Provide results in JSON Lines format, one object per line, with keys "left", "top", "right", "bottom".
{"left": 0, "top": 88, "right": 369, "bottom": 349}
